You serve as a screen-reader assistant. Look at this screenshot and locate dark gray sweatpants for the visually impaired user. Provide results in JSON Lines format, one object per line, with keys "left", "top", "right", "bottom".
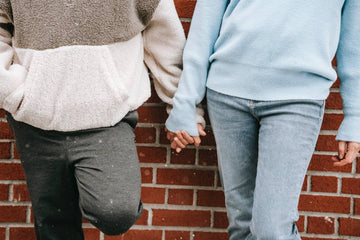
{"left": 6, "top": 111, "right": 142, "bottom": 240}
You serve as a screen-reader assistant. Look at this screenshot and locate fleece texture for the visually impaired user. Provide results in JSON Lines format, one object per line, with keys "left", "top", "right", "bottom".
{"left": 2, "top": 0, "right": 160, "bottom": 50}
{"left": 166, "top": 0, "right": 360, "bottom": 143}
{"left": 0, "top": 0, "right": 206, "bottom": 131}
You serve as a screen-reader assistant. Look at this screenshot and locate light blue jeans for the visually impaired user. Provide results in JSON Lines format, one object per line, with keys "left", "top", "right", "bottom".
{"left": 206, "top": 88, "right": 325, "bottom": 240}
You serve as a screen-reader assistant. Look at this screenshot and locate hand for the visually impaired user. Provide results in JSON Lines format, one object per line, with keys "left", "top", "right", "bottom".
{"left": 165, "top": 124, "right": 206, "bottom": 153}
{"left": 331, "top": 141, "right": 360, "bottom": 167}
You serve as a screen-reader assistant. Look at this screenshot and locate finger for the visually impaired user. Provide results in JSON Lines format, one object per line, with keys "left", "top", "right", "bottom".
{"left": 197, "top": 124, "right": 207, "bottom": 136}
{"left": 193, "top": 136, "right": 201, "bottom": 146}
{"left": 173, "top": 137, "right": 186, "bottom": 149}
{"left": 175, "top": 131, "right": 190, "bottom": 146}
{"left": 164, "top": 127, "right": 168, "bottom": 132}
{"left": 338, "top": 141, "right": 346, "bottom": 159}
{"left": 334, "top": 148, "right": 357, "bottom": 167}
{"left": 181, "top": 130, "right": 195, "bottom": 144}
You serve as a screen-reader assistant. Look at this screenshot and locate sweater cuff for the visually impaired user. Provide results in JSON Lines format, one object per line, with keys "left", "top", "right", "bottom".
{"left": 336, "top": 116, "right": 360, "bottom": 143}
{"left": 165, "top": 96, "right": 199, "bottom": 136}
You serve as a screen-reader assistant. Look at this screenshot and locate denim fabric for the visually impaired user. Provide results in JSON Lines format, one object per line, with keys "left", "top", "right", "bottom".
{"left": 206, "top": 88, "right": 325, "bottom": 240}
{"left": 6, "top": 111, "right": 142, "bottom": 240}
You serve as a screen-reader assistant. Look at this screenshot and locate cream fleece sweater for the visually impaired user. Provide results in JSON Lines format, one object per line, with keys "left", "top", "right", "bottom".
{"left": 0, "top": 0, "right": 205, "bottom": 131}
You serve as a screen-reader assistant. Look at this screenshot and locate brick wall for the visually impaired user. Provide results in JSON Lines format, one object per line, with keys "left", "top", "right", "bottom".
{"left": 0, "top": 0, "right": 359, "bottom": 239}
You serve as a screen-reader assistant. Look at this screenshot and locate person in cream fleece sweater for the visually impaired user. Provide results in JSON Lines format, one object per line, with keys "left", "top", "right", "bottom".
{"left": 166, "top": 0, "right": 360, "bottom": 239}
{"left": 0, "top": 0, "right": 205, "bottom": 239}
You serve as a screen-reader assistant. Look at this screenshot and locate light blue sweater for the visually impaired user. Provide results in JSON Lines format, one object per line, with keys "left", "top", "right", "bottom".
{"left": 166, "top": 0, "right": 360, "bottom": 142}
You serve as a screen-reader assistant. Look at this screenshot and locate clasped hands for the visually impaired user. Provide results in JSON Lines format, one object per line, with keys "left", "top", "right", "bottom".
{"left": 165, "top": 124, "right": 206, "bottom": 153}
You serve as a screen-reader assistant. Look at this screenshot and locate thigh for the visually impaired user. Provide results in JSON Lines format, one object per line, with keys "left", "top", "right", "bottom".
{"left": 251, "top": 100, "right": 325, "bottom": 236}
{"left": 71, "top": 112, "right": 142, "bottom": 220}
{"left": 207, "top": 88, "right": 259, "bottom": 192}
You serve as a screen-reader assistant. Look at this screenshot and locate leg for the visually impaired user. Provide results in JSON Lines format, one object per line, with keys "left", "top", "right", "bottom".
{"left": 68, "top": 111, "right": 142, "bottom": 235}
{"left": 207, "top": 89, "right": 259, "bottom": 240}
{"left": 248, "top": 100, "right": 325, "bottom": 239}
{"left": 6, "top": 113, "right": 84, "bottom": 240}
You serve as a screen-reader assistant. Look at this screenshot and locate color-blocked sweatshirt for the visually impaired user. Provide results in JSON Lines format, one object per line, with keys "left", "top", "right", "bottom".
{"left": 0, "top": 0, "right": 205, "bottom": 131}
{"left": 166, "top": 0, "right": 360, "bottom": 143}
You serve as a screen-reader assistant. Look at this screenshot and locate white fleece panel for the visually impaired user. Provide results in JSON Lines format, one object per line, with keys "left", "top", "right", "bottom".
{"left": 7, "top": 41, "right": 150, "bottom": 131}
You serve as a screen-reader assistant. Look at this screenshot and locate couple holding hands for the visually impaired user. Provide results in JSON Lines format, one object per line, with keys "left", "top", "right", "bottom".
{"left": 1, "top": 0, "right": 359, "bottom": 239}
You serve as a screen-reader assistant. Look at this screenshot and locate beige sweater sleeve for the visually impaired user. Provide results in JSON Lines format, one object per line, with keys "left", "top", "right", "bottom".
{"left": 0, "top": 9, "right": 27, "bottom": 109}
{"left": 143, "top": 0, "right": 205, "bottom": 127}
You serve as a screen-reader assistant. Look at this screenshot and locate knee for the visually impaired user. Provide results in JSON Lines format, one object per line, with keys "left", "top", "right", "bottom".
{"left": 85, "top": 200, "right": 143, "bottom": 235}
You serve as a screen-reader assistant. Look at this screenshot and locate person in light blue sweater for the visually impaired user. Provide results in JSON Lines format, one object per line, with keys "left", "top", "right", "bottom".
{"left": 165, "top": 0, "right": 360, "bottom": 239}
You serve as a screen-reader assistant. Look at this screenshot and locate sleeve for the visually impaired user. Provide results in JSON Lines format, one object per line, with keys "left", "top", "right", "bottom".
{"left": 165, "top": 0, "right": 229, "bottom": 136}
{"left": 335, "top": 0, "right": 360, "bottom": 143}
{"left": 0, "top": 4, "right": 27, "bottom": 110}
{"left": 142, "top": 0, "right": 205, "bottom": 127}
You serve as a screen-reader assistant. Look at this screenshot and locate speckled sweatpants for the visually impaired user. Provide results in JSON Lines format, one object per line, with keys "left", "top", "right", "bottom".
{"left": 6, "top": 111, "right": 142, "bottom": 240}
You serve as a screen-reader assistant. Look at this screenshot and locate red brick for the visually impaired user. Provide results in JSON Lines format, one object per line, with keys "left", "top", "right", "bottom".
{"left": 0, "top": 206, "right": 27, "bottom": 222}
{"left": 342, "top": 178, "right": 360, "bottom": 194}
{"left": 355, "top": 198, "right": 360, "bottom": 215}
{"left": 0, "top": 122, "right": 14, "bottom": 139}
{"left": 141, "top": 187, "right": 165, "bottom": 204}
{"left": 332, "top": 77, "right": 340, "bottom": 88}
{"left": 302, "top": 176, "right": 307, "bottom": 191}
{"left": 339, "top": 218, "right": 360, "bottom": 236}
{"left": 298, "top": 195, "right": 350, "bottom": 213}
{"left": 141, "top": 167, "right": 153, "bottom": 184}
{"left": 325, "top": 92, "right": 342, "bottom": 110}
{"left": 134, "top": 209, "right": 148, "bottom": 225}
{"left": 200, "top": 129, "right": 216, "bottom": 146}
{"left": 308, "top": 155, "right": 352, "bottom": 173}
{"left": 165, "top": 231, "right": 190, "bottom": 240}
{"left": 138, "top": 106, "right": 167, "bottom": 124}
{"left": 0, "top": 109, "right": 5, "bottom": 118}
{"left": 170, "top": 149, "right": 196, "bottom": 165}
{"left": 13, "top": 184, "right": 30, "bottom": 202}
{"left": 0, "top": 163, "right": 25, "bottom": 180}
{"left": 14, "top": 145, "right": 20, "bottom": 159}
{"left": 311, "top": 176, "right": 337, "bottom": 193}
{"left": 9, "top": 228, "right": 36, "bottom": 240}
{"left": 0, "top": 227, "right": 5, "bottom": 240}
{"left": 83, "top": 228, "right": 100, "bottom": 240}
{"left": 159, "top": 127, "right": 169, "bottom": 144}
{"left": 193, "top": 232, "right": 229, "bottom": 240}
{"left": 174, "top": 0, "right": 196, "bottom": 18}
{"left": 199, "top": 149, "right": 218, "bottom": 166}
{"left": 308, "top": 216, "right": 335, "bottom": 234}
{"left": 134, "top": 127, "right": 156, "bottom": 143}
{"left": 296, "top": 215, "right": 305, "bottom": 232}
{"left": 168, "top": 189, "right": 193, "bottom": 205}
{"left": 137, "top": 146, "right": 166, "bottom": 163}
{"left": 181, "top": 22, "right": 191, "bottom": 37}
{"left": 197, "top": 190, "right": 225, "bottom": 207}
{"left": 146, "top": 84, "right": 162, "bottom": 104}
{"left": 157, "top": 169, "right": 215, "bottom": 186}
{"left": 315, "top": 135, "right": 338, "bottom": 152}
{"left": 152, "top": 209, "right": 211, "bottom": 227}
{"left": 321, "top": 113, "right": 343, "bottom": 130}
{"left": 214, "top": 211, "right": 228, "bottom": 229}
{"left": 105, "top": 230, "right": 162, "bottom": 240}
{"left": 0, "top": 142, "right": 11, "bottom": 159}
{"left": 0, "top": 184, "right": 9, "bottom": 201}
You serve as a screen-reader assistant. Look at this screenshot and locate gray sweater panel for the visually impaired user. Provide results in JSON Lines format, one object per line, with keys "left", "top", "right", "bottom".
{"left": 1, "top": 0, "right": 160, "bottom": 50}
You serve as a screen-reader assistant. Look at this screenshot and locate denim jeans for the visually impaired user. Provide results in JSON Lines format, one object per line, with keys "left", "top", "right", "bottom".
{"left": 6, "top": 111, "right": 142, "bottom": 240}
{"left": 206, "top": 88, "right": 325, "bottom": 240}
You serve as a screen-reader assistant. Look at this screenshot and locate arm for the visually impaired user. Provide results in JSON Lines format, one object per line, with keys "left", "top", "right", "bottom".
{"left": 0, "top": 4, "right": 27, "bottom": 110}
{"left": 142, "top": 0, "right": 206, "bottom": 127}
{"left": 165, "top": 0, "right": 229, "bottom": 136}
{"left": 332, "top": 0, "right": 360, "bottom": 166}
